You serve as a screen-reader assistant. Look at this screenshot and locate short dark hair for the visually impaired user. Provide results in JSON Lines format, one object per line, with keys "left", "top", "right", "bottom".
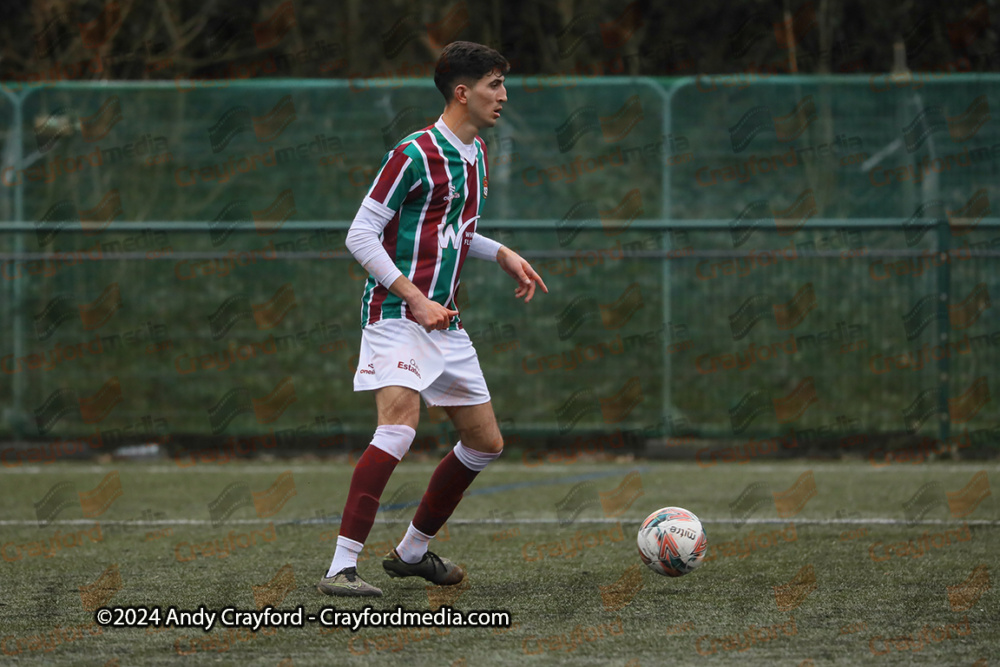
{"left": 434, "top": 41, "right": 509, "bottom": 103}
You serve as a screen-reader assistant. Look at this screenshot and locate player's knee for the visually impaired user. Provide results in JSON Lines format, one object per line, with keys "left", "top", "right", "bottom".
{"left": 454, "top": 440, "right": 502, "bottom": 470}
{"left": 484, "top": 432, "right": 504, "bottom": 455}
{"left": 462, "top": 431, "right": 503, "bottom": 455}
{"left": 369, "top": 424, "right": 417, "bottom": 461}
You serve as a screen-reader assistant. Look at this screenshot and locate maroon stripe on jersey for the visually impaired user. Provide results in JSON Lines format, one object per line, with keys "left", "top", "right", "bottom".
{"left": 403, "top": 181, "right": 424, "bottom": 204}
{"left": 369, "top": 150, "right": 410, "bottom": 205}
{"left": 366, "top": 211, "right": 400, "bottom": 326}
{"left": 410, "top": 132, "right": 449, "bottom": 296}
{"left": 453, "top": 159, "right": 479, "bottom": 279}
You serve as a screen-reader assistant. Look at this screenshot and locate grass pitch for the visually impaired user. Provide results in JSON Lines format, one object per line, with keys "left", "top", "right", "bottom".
{"left": 1, "top": 458, "right": 997, "bottom": 666}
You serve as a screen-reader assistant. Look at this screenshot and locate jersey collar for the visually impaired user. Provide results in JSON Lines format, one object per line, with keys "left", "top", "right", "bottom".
{"left": 434, "top": 116, "right": 478, "bottom": 165}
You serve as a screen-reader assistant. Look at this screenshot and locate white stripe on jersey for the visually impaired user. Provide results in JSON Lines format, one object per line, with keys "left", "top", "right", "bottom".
{"left": 425, "top": 130, "right": 454, "bottom": 306}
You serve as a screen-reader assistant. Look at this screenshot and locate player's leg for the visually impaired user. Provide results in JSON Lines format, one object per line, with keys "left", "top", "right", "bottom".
{"left": 318, "top": 385, "right": 419, "bottom": 597}
{"left": 384, "top": 400, "right": 503, "bottom": 585}
{"left": 412, "top": 400, "right": 503, "bottom": 534}
{"left": 321, "top": 317, "right": 444, "bottom": 596}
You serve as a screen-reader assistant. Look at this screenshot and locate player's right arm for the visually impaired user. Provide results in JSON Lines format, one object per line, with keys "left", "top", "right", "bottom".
{"left": 345, "top": 149, "right": 458, "bottom": 332}
{"left": 385, "top": 275, "right": 457, "bottom": 331}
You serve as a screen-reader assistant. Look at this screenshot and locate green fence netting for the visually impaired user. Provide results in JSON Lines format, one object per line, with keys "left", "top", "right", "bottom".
{"left": 0, "top": 76, "right": 996, "bottom": 453}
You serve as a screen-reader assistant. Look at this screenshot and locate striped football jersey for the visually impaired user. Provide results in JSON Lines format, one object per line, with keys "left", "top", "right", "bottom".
{"left": 358, "top": 117, "right": 489, "bottom": 330}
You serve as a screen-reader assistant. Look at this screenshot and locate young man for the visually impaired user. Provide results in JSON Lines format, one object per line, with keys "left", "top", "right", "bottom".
{"left": 319, "top": 41, "right": 548, "bottom": 596}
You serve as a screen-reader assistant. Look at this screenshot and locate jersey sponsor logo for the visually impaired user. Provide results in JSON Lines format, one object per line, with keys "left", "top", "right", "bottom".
{"left": 359, "top": 363, "right": 375, "bottom": 376}
{"left": 443, "top": 184, "right": 460, "bottom": 203}
{"left": 438, "top": 215, "right": 477, "bottom": 250}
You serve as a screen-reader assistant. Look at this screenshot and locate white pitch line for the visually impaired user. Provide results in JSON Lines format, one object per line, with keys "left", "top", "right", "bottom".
{"left": 2, "top": 463, "right": 998, "bottom": 474}
{"left": 0, "top": 464, "right": 630, "bottom": 474}
{"left": 1, "top": 517, "right": 998, "bottom": 527}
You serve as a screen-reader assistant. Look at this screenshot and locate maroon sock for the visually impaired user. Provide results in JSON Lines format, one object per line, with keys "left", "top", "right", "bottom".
{"left": 338, "top": 445, "right": 400, "bottom": 544}
{"left": 412, "top": 451, "right": 479, "bottom": 536}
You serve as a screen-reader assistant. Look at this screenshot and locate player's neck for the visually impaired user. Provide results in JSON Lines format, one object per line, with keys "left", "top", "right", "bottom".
{"left": 441, "top": 106, "right": 479, "bottom": 145}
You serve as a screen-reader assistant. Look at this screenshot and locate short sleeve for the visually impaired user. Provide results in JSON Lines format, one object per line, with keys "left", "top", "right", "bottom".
{"left": 366, "top": 149, "right": 418, "bottom": 213}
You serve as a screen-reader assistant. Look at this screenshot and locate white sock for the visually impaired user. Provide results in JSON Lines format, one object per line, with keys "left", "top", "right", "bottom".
{"left": 395, "top": 522, "right": 434, "bottom": 564}
{"left": 327, "top": 535, "right": 363, "bottom": 577}
{"left": 454, "top": 441, "right": 502, "bottom": 471}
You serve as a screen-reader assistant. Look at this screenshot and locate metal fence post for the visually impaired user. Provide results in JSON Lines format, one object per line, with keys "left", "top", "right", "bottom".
{"left": 660, "top": 77, "right": 691, "bottom": 442}
{"left": 936, "top": 219, "right": 951, "bottom": 446}
{"left": 1, "top": 86, "right": 26, "bottom": 436}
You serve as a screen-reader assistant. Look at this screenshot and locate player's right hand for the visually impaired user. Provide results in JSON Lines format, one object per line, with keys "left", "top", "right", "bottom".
{"left": 411, "top": 298, "right": 459, "bottom": 332}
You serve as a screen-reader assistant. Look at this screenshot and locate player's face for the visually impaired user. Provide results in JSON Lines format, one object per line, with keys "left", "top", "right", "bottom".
{"left": 468, "top": 70, "right": 507, "bottom": 129}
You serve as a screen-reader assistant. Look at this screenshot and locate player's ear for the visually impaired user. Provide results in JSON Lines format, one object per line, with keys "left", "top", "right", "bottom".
{"left": 453, "top": 83, "right": 470, "bottom": 105}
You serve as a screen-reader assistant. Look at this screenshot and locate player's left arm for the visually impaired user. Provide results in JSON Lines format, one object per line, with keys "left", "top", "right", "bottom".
{"left": 467, "top": 233, "right": 548, "bottom": 303}
{"left": 468, "top": 141, "right": 546, "bottom": 302}
{"left": 496, "top": 244, "right": 548, "bottom": 303}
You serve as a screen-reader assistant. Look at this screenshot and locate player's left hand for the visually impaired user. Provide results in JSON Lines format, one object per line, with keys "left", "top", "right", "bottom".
{"left": 497, "top": 247, "right": 548, "bottom": 303}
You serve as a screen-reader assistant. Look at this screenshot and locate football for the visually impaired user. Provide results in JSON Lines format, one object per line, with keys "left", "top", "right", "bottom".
{"left": 637, "top": 506, "right": 708, "bottom": 577}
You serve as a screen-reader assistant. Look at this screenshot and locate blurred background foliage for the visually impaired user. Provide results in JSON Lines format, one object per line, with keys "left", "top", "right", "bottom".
{"left": 1, "top": 0, "right": 999, "bottom": 82}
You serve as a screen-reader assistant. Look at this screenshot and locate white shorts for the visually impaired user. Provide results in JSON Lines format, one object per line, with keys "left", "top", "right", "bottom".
{"left": 353, "top": 318, "right": 491, "bottom": 407}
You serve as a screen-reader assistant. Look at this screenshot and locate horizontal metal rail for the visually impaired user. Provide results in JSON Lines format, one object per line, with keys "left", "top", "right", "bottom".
{"left": 3, "top": 218, "right": 1000, "bottom": 231}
